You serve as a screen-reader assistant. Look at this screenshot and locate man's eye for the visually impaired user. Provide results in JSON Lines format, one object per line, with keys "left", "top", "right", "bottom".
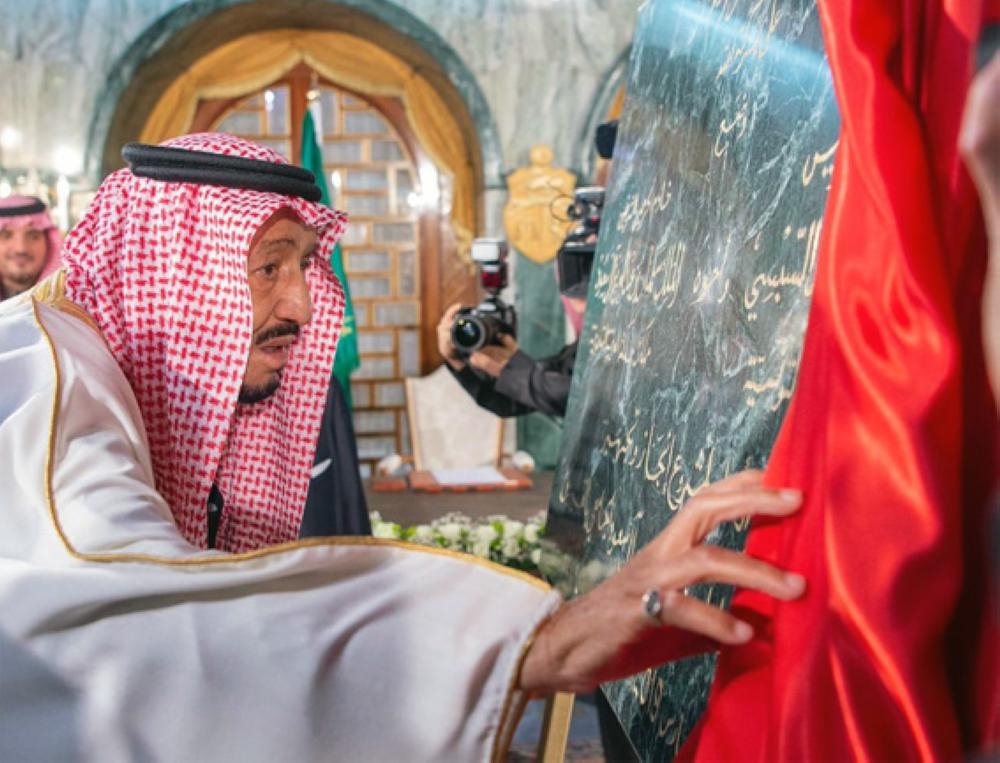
{"left": 260, "top": 264, "right": 279, "bottom": 277}
{"left": 300, "top": 256, "right": 313, "bottom": 271}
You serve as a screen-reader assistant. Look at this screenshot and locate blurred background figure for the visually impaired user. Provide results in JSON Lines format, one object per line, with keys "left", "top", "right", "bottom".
{"left": 961, "top": 48, "right": 1000, "bottom": 409}
{"left": 959, "top": 42, "right": 1000, "bottom": 715}
{"left": 0, "top": 195, "right": 61, "bottom": 301}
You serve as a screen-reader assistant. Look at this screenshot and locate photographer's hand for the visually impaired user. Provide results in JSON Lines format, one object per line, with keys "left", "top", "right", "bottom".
{"left": 437, "top": 303, "right": 467, "bottom": 371}
{"left": 469, "top": 334, "right": 519, "bottom": 378}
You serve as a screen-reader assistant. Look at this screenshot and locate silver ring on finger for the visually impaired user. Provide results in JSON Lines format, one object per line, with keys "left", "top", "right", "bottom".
{"left": 641, "top": 588, "right": 663, "bottom": 626}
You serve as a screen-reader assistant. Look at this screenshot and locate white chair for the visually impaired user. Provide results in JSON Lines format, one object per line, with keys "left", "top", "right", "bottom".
{"left": 404, "top": 365, "right": 505, "bottom": 470}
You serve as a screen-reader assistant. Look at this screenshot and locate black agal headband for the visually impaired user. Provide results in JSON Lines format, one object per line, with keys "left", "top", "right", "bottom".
{"left": 0, "top": 197, "right": 47, "bottom": 217}
{"left": 121, "top": 143, "right": 323, "bottom": 202}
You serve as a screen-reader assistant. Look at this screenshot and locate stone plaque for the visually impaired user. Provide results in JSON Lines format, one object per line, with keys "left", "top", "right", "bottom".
{"left": 545, "top": 0, "right": 839, "bottom": 759}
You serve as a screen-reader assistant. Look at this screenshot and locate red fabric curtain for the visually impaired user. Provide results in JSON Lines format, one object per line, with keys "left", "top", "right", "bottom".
{"left": 680, "top": 1, "right": 999, "bottom": 759}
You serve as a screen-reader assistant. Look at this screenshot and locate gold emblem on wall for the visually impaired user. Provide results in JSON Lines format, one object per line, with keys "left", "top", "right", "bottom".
{"left": 502, "top": 145, "right": 576, "bottom": 264}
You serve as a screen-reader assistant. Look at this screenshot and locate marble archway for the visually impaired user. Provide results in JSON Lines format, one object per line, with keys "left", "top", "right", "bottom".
{"left": 84, "top": 0, "right": 503, "bottom": 192}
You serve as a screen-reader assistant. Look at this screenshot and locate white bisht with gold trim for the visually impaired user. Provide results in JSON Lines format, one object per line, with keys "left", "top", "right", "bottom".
{"left": 0, "top": 295, "right": 560, "bottom": 762}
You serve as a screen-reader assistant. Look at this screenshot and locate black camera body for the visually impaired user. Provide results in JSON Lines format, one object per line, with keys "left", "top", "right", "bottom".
{"left": 451, "top": 238, "right": 518, "bottom": 355}
{"left": 558, "top": 186, "right": 605, "bottom": 298}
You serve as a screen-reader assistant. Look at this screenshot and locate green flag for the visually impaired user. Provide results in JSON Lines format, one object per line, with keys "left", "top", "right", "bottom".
{"left": 301, "top": 108, "right": 361, "bottom": 409}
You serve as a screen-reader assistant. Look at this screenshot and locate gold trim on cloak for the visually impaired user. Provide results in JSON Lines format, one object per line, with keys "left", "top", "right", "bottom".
{"left": 31, "top": 269, "right": 102, "bottom": 337}
{"left": 33, "top": 295, "right": 551, "bottom": 588}
{"left": 32, "top": 294, "right": 555, "bottom": 759}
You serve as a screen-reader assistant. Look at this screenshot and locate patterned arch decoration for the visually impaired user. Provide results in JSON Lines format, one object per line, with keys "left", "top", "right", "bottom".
{"left": 140, "top": 29, "right": 475, "bottom": 253}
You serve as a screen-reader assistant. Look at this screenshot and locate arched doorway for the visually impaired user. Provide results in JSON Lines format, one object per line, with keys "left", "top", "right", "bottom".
{"left": 192, "top": 69, "right": 431, "bottom": 474}
{"left": 89, "top": 0, "right": 503, "bottom": 185}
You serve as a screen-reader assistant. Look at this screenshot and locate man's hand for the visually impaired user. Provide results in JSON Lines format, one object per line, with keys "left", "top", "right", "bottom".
{"left": 437, "top": 303, "right": 467, "bottom": 371}
{"left": 518, "top": 470, "right": 806, "bottom": 695}
{"left": 468, "top": 334, "right": 519, "bottom": 378}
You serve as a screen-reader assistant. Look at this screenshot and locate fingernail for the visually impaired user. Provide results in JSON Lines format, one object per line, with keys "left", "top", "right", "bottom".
{"left": 784, "top": 572, "right": 806, "bottom": 592}
{"left": 778, "top": 489, "right": 802, "bottom": 502}
{"left": 733, "top": 621, "right": 753, "bottom": 641}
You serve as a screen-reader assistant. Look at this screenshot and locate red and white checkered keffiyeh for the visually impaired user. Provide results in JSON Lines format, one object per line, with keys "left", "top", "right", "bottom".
{"left": 61, "top": 133, "right": 346, "bottom": 553}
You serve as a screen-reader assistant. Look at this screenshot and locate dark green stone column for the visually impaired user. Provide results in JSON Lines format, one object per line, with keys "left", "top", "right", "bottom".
{"left": 513, "top": 254, "right": 566, "bottom": 467}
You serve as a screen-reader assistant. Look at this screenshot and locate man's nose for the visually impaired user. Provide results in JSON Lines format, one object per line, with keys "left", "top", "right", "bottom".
{"left": 12, "top": 231, "right": 30, "bottom": 251}
{"left": 276, "top": 268, "right": 313, "bottom": 327}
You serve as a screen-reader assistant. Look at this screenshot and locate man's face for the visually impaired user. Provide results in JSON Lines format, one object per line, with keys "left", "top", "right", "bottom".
{"left": 0, "top": 223, "right": 48, "bottom": 289}
{"left": 240, "top": 209, "right": 317, "bottom": 404}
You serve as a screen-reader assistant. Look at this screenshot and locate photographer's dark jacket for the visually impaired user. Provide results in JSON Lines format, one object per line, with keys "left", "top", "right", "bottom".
{"left": 449, "top": 341, "right": 577, "bottom": 418}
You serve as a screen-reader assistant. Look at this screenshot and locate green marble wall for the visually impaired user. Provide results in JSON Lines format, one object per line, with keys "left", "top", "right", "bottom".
{"left": 513, "top": 254, "right": 566, "bottom": 467}
{"left": 547, "top": 0, "right": 840, "bottom": 758}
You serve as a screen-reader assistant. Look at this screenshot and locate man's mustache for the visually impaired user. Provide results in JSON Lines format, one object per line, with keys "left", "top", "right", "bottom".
{"left": 254, "top": 322, "right": 300, "bottom": 345}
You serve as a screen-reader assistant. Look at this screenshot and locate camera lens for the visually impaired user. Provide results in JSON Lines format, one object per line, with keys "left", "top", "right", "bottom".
{"left": 452, "top": 315, "right": 486, "bottom": 352}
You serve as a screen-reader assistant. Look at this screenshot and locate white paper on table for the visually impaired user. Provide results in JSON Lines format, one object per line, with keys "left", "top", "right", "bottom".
{"left": 430, "top": 467, "right": 507, "bottom": 486}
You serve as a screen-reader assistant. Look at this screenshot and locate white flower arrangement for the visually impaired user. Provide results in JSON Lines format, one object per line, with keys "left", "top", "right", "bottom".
{"left": 369, "top": 510, "right": 547, "bottom": 574}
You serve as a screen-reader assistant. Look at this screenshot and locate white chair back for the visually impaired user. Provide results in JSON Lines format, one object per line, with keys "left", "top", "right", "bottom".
{"left": 405, "top": 367, "right": 504, "bottom": 471}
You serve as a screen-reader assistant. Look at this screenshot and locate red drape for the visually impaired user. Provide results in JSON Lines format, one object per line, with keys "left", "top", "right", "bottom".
{"left": 679, "top": 1, "right": 999, "bottom": 759}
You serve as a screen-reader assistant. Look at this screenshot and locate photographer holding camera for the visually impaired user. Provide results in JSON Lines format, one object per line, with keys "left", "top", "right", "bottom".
{"left": 436, "top": 203, "right": 598, "bottom": 418}
{"left": 437, "top": 299, "right": 579, "bottom": 418}
{"left": 437, "top": 122, "right": 616, "bottom": 420}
